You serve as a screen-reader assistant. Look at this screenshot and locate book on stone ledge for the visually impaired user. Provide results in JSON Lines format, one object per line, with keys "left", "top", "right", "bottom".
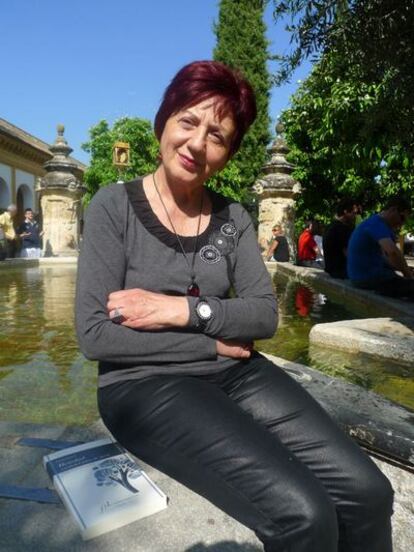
{"left": 43, "top": 437, "right": 168, "bottom": 540}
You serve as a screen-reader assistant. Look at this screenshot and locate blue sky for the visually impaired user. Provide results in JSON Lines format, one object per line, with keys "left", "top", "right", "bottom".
{"left": 1, "top": 0, "right": 311, "bottom": 164}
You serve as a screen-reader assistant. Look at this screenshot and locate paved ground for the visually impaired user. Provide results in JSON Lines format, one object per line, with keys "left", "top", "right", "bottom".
{"left": 0, "top": 420, "right": 261, "bottom": 552}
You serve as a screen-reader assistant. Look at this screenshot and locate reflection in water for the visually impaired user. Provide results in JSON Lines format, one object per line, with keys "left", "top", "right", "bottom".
{"left": 295, "top": 286, "right": 313, "bottom": 317}
{"left": 295, "top": 286, "right": 327, "bottom": 318}
{"left": 309, "top": 345, "right": 414, "bottom": 409}
{"left": 0, "top": 267, "right": 412, "bottom": 426}
{"left": 0, "top": 266, "right": 97, "bottom": 425}
{"left": 258, "top": 273, "right": 414, "bottom": 410}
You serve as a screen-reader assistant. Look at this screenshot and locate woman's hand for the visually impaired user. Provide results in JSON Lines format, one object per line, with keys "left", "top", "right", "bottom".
{"left": 216, "top": 339, "right": 253, "bottom": 359}
{"left": 107, "top": 289, "right": 190, "bottom": 330}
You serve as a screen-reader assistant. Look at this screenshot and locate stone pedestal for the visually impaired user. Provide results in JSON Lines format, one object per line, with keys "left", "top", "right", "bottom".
{"left": 37, "top": 125, "right": 85, "bottom": 257}
{"left": 254, "top": 123, "right": 300, "bottom": 261}
{"left": 40, "top": 189, "right": 82, "bottom": 256}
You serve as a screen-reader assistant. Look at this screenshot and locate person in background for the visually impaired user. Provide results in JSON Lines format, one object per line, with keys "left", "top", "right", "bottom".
{"left": 323, "top": 198, "right": 357, "bottom": 279}
{"left": 348, "top": 196, "right": 414, "bottom": 299}
{"left": 403, "top": 232, "right": 414, "bottom": 256}
{"left": 76, "top": 60, "right": 393, "bottom": 552}
{"left": 17, "top": 208, "right": 43, "bottom": 258}
{"left": 354, "top": 202, "right": 364, "bottom": 226}
{"left": 0, "top": 204, "right": 17, "bottom": 258}
{"left": 297, "top": 220, "right": 323, "bottom": 268}
{"left": 0, "top": 224, "right": 6, "bottom": 260}
{"left": 313, "top": 225, "right": 325, "bottom": 267}
{"left": 265, "top": 224, "right": 289, "bottom": 262}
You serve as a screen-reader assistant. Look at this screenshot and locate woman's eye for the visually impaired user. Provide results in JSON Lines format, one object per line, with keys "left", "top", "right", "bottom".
{"left": 180, "top": 118, "right": 194, "bottom": 128}
{"left": 210, "top": 133, "right": 224, "bottom": 144}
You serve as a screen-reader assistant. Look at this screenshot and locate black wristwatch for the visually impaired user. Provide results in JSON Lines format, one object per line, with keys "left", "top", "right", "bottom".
{"left": 195, "top": 297, "right": 213, "bottom": 328}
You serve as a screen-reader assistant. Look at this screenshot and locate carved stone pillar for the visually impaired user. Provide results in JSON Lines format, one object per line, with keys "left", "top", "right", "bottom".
{"left": 37, "top": 125, "right": 85, "bottom": 256}
{"left": 253, "top": 123, "right": 301, "bottom": 262}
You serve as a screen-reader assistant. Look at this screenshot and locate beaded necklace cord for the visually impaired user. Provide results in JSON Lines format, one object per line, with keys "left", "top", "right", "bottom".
{"left": 152, "top": 173, "right": 204, "bottom": 297}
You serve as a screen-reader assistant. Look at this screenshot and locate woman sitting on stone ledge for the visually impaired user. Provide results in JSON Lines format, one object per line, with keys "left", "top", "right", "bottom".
{"left": 76, "top": 60, "right": 393, "bottom": 552}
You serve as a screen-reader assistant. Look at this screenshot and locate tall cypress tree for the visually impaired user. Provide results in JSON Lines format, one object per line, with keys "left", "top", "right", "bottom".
{"left": 214, "top": 0, "right": 271, "bottom": 189}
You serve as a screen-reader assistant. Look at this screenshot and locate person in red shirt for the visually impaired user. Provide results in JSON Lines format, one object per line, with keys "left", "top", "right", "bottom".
{"left": 297, "top": 220, "right": 324, "bottom": 268}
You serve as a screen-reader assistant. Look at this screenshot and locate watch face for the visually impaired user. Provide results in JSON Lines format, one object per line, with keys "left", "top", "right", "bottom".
{"left": 197, "top": 301, "right": 212, "bottom": 321}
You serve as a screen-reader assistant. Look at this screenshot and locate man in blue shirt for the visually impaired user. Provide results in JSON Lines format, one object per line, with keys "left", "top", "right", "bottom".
{"left": 347, "top": 196, "right": 414, "bottom": 300}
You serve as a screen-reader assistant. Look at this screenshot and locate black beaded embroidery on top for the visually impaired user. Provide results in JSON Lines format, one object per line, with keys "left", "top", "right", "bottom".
{"left": 199, "top": 244, "right": 221, "bottom": 264}
{"left": 124, "top": 179, "right": 232, "bottom": 254}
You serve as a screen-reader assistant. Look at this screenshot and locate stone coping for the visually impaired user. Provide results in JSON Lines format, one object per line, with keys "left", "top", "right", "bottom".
{"left": 0, "top": 257, "right": 78, "bottom": 269}
{"left": 265, "top": 355, "right": 414, "bottom": 470}
{"left": 267, "top": 261, "right": 414, "bottom": 320}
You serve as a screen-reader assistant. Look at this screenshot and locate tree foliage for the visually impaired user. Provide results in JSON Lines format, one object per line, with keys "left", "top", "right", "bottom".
{"left": 273, "top": 0, "right": 414, "bottom": 152}
{"left": 272, "top": 1, "right": 414, "bottom": 85}
{"left": 81, "top": 118, "right": 159, "bottom": 204}
{"left": 213, "top": 0, "right": 272, "bottom": 200}
{"left": 281, "top": 52, "right": 414, "bottom": 230}
{"left": 274, "top": 0, "right": 414, "bottom": 230}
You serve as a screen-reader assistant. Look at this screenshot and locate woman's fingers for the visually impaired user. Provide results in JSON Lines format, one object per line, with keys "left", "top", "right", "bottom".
{"left": 107, "top": 288, "right": 145, "bottom": 310}
{"left": 109, "top": 307, "right": 127, "bottom": 324}
{"left": 216, "top": 339, "right": 253, "bottom": 359}
{"left": 107, "top": 290, "right": 189, "bottom": 329}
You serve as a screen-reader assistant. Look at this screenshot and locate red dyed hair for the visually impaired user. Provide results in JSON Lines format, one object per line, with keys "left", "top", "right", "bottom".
{"left": 154, "top": 60, "right": 257, "bottom": 157}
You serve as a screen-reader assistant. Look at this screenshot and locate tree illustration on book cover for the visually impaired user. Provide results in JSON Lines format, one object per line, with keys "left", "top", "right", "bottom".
{"left": 93, "top": 458, "right": 142, "bottom": 494}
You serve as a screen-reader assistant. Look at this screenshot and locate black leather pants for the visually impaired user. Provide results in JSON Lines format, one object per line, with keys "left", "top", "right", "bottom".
{"left": 98, "top": 353, "right": 393, "bottom": 551}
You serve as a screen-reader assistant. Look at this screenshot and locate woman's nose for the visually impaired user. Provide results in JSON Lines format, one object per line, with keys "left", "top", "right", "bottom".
{"left": 187, "top": 128, "right": 206, "bottom": 153}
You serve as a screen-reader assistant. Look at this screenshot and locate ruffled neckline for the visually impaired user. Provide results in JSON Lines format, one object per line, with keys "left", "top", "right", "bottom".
{"left": 124, "top": 178, "right": 231, "bottom": 253}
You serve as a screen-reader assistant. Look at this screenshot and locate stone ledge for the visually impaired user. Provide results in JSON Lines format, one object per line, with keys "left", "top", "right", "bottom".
{"left": 0, "top": 257, "right": 78, "bottom": 269}
{"left": 264, "top": 354, "right": 414, "bottom": 469}
{"left": 267, "top": 261, "right": 414, "bottom": 320}
{"left": 309, "top": 318, "right": 414, "bottom": 365}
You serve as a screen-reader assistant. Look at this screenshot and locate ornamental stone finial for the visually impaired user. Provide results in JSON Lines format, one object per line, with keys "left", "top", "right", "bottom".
{"left": 39, "top": 124, "right": 86, "bottom": 257}
{"left": 255, "top": 120, "right": 298, "bottom": 195}
{"left": 275, "top": 121, "right": 284, "bottom": 136}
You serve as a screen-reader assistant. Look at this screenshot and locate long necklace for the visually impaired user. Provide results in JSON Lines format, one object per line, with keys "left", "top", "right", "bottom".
{"left": 152, "top": 173, "right": 203, "bottom": 297}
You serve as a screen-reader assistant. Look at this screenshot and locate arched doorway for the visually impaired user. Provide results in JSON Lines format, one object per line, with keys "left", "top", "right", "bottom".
{"left": 16, "top": 184, "right": 33, "bottom": 226}
{"left": 0, "top": 178, "right": 10, "bottom": 212}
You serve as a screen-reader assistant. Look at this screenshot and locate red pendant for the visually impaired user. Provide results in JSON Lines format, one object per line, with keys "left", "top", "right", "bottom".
{"left": 187, "top": 282, "right": 200, "bottom": 297}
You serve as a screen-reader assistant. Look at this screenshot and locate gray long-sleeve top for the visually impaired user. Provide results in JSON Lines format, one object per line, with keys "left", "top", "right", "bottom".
{"left": 75, "top": 179, "right": 278, "bottom": 386}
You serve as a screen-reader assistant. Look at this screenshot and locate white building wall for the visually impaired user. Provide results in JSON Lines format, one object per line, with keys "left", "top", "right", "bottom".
{"left": 0, "top": 163, "right": 12, "bottom": 208}
{"left": 16, "top": 169, "right": 35, "bottom": 210}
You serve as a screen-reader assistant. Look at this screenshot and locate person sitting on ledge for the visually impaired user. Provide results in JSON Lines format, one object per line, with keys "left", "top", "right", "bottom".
{"left": 297, "top": 219, "right": 324, "bottom": 268}
{"left": 323, "top": 198, "right": 357, "bottom": 279}
{"left": 347, "top": 195, "right": 414, "bottom": 300}
{"left": 265, "top": 224, "right": 289, "bottom": 262}
{"left": 76, "top": 60, "right": 393, "bottom": 552}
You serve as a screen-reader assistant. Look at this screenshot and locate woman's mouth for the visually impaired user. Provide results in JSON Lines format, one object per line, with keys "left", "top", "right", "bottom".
{"left": 178, "top": 153, "right": 199, "bottom": 172}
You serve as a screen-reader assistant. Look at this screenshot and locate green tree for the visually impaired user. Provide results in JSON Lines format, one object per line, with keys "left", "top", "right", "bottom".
{"left": 272, "top": 0, "right": 414, "bottom": 151}
{"left": 81, "top": 117, "right": 159, "bottom": 204}
{"left": 281, "top": 50, "right": 414, "bottom": 231}
{"left": 272, "top": 0, "right": 414, "bottom": 230}
{"left": 212, "top": 0, "right": 272, "bottom": 200}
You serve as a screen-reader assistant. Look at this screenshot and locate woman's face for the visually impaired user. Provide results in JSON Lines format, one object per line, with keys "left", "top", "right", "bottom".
{"left": 159, "top": 97, "right": 236, "bottom": 188}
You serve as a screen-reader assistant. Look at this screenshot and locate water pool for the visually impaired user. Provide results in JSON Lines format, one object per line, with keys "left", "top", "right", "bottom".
{"left": 0, "top": 265, "right": 412, "bottom": 427}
